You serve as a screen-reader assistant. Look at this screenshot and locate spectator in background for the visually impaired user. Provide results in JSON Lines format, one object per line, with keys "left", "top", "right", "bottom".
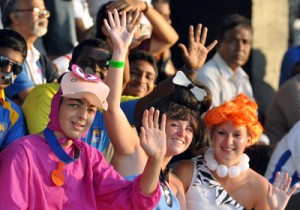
{"left": 123, "top": 50, "right": 158, "bottom": 97}
{"left": 195, "top": 13, "right": 253, "bottom": 108}
{"left": 96, "top": 0, "right": 179, "bottom": 58}
{"left": 152, "top": 0, "right": 177, "bottom": 83}
{"left": 1, "top": 0, "right": 59, "bottom": 105}
{"left": 278, "top": 46, "right": 300, "bottom": 87}
{"left": 264, "top": 61, "right": 300, "bottom": 146}
{"left": 43, "top": 0, "right": 77, "bottom": 60}
{"left": 0, "top": 29, "right": 28, "bottom": 151}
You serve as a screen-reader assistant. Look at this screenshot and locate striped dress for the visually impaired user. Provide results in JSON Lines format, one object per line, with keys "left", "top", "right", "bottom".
{"left": 186, "top": 155, "right": 245, "bottom": 210}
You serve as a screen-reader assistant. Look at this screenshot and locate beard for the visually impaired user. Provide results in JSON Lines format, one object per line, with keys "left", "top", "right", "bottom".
{"left": 32, "top": 19, "right": 48, "bottom": 37}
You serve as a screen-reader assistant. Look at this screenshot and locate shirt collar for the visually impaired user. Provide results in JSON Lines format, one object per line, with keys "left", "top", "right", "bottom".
{"left": 0, "top": 89, "right": 5, "bottom": 102}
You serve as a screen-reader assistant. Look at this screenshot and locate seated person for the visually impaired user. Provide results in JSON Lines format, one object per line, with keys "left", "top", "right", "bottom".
{"left": 0, "top": 29, "right": 28, "bottom": 151}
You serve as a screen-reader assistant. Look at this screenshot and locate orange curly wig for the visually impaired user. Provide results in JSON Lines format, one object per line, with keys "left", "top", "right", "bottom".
{"left": 204, "top": 94, "right": 263, "bottom": 145}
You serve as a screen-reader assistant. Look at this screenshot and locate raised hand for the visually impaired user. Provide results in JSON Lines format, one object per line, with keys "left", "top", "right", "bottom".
{"left": 139, "top": 107, "right": 166, "bottom": 160}
{"left": 267, "top": 172, "right": 299, "bottom": 210}
{"left": 178, "top": 24, "right": 218, "bottom": 70}
{"left": 103, "top": 9, "right": 142, "bottom": 52}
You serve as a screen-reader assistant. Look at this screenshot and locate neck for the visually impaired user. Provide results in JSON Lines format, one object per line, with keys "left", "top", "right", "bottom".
{"left": 53, "top": 131, "right": 74, "bottom": 148}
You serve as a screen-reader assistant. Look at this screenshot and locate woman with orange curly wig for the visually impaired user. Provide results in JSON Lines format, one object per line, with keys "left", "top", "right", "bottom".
{"left": 173, "top": 94, "right": 297, "bottom": 210}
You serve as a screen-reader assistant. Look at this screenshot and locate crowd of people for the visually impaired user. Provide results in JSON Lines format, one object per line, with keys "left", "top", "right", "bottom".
{"left": 0, "top": 0, "right": 299, "bottom": 209}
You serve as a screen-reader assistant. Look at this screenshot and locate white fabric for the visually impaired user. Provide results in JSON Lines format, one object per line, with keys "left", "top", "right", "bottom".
{"left": 195, "top": 52, "right": 254, "bottom": 108}
{"left": 73, "top": 0, "right": 94, "bottom": 29}
{"left": 186, "top": 156, "right": 242, "bottom": 210}
{"left": 25, "top": 47, "right": 44, "bottom": 85}
{"left": 265, "top": 120, "right": 300, "bottom": 194}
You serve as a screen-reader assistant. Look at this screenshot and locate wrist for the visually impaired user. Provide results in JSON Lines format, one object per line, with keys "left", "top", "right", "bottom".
{"left": 181, "top": 65, "right": 199, "bottom": 73}
{"left": 143, "top": 1, "right": 152, "bottom": 13}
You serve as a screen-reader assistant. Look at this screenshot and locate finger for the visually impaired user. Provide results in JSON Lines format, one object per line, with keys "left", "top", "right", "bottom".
{"left": 153, "top": 109, "right": 160, "bottom": 129}
{"left": 288, "top": 183, "right": 299, "bottom": 196}
{"left": 267, "top": 182, "right": 273, "bottom": 196}
{"left": 103, "top": 19, "right": 112, "bottom": 31}
{"left": 195, "top": 23, "right": 202, "bottom": 43}
{"left": 178, "top": 43, "right": 188, "bottom": 58}
{"left": 273, "top": 171, "right": 280, "bottom": 189}
{"left": 188, "top": 25, "right": 194, "bottom": 44}
{"left": 206, "top": 40, "right": 218, "bottom": 52}
{"left": 139, "top": 127, "right": 146, "bottom": 143}
{"left": 112, "top": 9, "right": 121, "bottom": 27}
{"left": 107, "top": 10, "right": 116, "bottom": 28}
{"left": 160, "top": 114, "right": 166, "bottom": 132}
{"left": 142, "top": 109, "right": 149, "bottom": 129}
{"left": 120, "top": 10, "right": 126, "bottom": 28}
{"left": 148, "top": 107, "right": 155, "bottom": 128}
{"left": 200, "top": 26, "right": 208, "bottom": 44}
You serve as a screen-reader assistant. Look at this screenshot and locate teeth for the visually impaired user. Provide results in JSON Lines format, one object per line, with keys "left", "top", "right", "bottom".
{"left": 173, "top": 139, "right": 184, "bottom": 145}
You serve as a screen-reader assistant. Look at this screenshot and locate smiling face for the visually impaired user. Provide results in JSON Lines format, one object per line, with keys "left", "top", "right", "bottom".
{"left": 59, "top": 98, "right": 97, "bottom": 139}
{"left": 218, "top": 26, "right": 252, "bottom": 72}
{"left": 211, "top": 121, "right": 251, "bottom": 166}
{"left": 164, "top": 119, "right": 194, "bottom": 157}
{"left": 123, "top": 60, "right": 156, "bottom": 97}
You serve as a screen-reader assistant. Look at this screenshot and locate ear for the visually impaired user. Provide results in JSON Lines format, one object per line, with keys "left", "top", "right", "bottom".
{"left": 246, "top": 135, "right": 252, "bottom": 147}
{"left": 9, "top": 12, "right": 20, "bottom": 25}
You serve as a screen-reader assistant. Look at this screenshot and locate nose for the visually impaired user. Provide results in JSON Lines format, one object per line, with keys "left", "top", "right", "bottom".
{"left": 137, "top": 74, "right": 147, "bottom": 84}
{"left": 225, "top": 134, "right": 234, "bottom": 144}
{"left": 176, "top": 126, "right": 186, "bottom": 137}
{"left": 77, "top": 108, "right": 88, "bottom": 120}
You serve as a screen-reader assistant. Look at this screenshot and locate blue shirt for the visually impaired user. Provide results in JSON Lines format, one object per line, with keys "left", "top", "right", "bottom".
{"left": 0, "top": 95, "right": 27, "bottom": 150}
{"left": 84, "top": 99, "right": 138, "bottom": 152}
{"left": 5, "top": 66, "right": 34, "bottom": 99}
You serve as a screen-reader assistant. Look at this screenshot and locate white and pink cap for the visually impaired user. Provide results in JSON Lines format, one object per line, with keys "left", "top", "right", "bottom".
{"left": 60, "top": 64, "right": 110, "bottom": 110}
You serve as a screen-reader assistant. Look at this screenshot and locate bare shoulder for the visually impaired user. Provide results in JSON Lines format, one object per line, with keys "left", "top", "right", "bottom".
{"left": 246, "top": 169, "right": 269, "bottom": 209}
{"left": 172, "top": 159, "right": 195, "bottom": 192}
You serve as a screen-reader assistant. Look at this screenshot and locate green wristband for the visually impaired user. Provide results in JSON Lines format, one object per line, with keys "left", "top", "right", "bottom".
{"left": 109, "top": 60, "right": 125, "bottom": 68}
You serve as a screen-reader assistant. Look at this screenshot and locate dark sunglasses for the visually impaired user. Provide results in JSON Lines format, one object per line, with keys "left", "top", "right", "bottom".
{"left": 0, "top": 56, "right": 23, "bottom": 75}
{"left": 79, "top": 59, "right": 109, "bottom": 75}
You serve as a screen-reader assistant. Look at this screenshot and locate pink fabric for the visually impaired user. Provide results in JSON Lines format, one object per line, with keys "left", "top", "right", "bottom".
{"left": 47, "top": 87, "right": 86, "bottom": 150}
{"left": 0, "top": 135, "right": 161, "bottom": 210}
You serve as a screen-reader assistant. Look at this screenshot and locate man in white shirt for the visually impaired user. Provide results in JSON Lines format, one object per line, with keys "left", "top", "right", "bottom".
{"left": 196, "top": 14, "right": 253, "bottom": 108}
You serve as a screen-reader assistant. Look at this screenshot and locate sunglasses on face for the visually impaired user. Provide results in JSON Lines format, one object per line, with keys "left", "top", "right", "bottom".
{"left": 0, "top": 56, "right": 23, "bottom": 75}
{"left": 79, "top": 59, "right": 109, "bottom": 74}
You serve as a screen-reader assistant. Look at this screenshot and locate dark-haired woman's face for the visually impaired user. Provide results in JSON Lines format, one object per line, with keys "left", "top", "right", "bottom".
{"left": 164, "top": 119, "right": 194, "bottom": 156}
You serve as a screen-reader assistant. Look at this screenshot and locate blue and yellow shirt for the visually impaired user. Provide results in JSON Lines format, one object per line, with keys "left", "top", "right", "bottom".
{"left": 0, "top": 89, "right": 27, "bottom": 151}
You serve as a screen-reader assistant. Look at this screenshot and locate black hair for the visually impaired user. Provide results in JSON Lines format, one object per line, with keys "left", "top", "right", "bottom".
{"left": 129, "top": 50, "right": 158, "bottom": 77}
{"left": 0, "top": 29, "right": 27, "bottom": 61}
{"left": 216, "top": 13, "right": 252, "bottom": 42}
{"left": 71, "top": 38, "right": 111, "bottom": 65}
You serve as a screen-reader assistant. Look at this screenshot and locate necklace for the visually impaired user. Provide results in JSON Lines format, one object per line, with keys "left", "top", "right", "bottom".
{"left": 204, "top": 147, "right": 250, "bottom": 178}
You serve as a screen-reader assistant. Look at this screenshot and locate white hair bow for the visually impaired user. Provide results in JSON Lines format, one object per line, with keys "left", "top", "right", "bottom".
{"left": 172, "top": 71, "right": 207, "bottom": 101}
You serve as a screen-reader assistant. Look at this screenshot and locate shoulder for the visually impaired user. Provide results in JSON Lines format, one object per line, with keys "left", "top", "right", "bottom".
{"left": 246, "top": 169, "right": 269, "bottom": 206}
{"left": 172, "top": 159, "right": 195, "bottom": 192}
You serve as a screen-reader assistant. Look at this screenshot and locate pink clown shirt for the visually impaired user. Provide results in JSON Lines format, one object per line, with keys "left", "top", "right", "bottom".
{"left": 0, "top": 134, "right": 160, "bottom": 210}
